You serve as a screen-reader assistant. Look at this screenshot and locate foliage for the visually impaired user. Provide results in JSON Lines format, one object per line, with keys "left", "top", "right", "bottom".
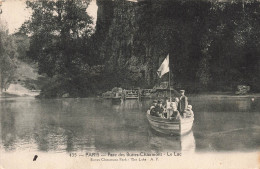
{"left": 0, "top": 25, "right": 17, "bottom": 92}
{"left": 20, "top": 0, "right": 100, "bottom": 97}
{"left": 19, "top": 0, "right": 260, "bottom": 97}
{"left": 12, "top": 33, "right": 30, "bottom": 62}
{"left": 96, "top": 0, "right": 260, "bottom": 93}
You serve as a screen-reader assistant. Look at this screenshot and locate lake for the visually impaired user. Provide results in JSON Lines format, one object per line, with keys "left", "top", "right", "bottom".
{"left": 0, "top": 96, "right": 259, "bottom": 153}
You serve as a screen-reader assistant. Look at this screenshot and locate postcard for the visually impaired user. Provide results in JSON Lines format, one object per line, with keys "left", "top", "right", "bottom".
{"left": 0, "top": 0, "right": 259, "bottom": 168}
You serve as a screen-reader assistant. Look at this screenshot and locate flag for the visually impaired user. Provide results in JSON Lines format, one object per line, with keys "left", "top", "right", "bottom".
{"left": 157, "top": 54, "right": 169, "bottom": 78}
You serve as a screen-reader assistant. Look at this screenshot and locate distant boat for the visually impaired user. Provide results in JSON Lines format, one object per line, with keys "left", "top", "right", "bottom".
{"left": 146, "top": 111, "right": 194, "bottom": 135}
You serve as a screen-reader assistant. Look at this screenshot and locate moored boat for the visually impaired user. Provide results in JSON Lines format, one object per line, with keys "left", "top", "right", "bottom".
{"left": 146, "top": 111, "right": 194, "bottom": 135}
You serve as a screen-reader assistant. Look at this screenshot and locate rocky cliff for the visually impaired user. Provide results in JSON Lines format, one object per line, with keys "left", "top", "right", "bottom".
{"left": 94, "top": 0, "right": 260, "bottom": 92}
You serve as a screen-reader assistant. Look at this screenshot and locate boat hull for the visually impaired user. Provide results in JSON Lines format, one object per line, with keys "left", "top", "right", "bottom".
{"left": 146, "top": 114, "right": 194, "bottom": 135}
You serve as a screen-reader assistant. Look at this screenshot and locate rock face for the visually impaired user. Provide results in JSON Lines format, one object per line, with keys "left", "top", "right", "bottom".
{"left": 96, "top": 0, "right": 155, "bottom": 88}
{"left": 91, "top": 0, "right": 114, "bottom": 66}
{"left": 95, "top": 0, "right": 260, "bottom": 92}
{"left": 96, "top": 0, "right": 114, "bottom": 33}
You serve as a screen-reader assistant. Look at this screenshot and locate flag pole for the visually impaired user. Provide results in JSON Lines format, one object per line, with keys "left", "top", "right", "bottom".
{"left": 169, "top": 54, "right": 171, "bottom": 102}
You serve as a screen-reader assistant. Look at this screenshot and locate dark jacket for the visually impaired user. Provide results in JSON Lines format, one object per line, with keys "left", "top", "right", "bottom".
{"left": 154, "top": 105, "right": 164, "bottom": 117}
{"left": 178, "top": 95, "right": 188, "bottom": 112}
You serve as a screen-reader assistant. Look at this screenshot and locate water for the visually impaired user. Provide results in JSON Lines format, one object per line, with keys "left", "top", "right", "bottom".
{"left": 0, "top": 96, "right": 259, "bottom": 153}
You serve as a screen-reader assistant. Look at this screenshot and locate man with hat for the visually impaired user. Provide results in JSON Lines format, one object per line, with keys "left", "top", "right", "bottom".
{"left": 178, "top": 90, "right": 188, "bottom": 115}
{"left": 149, "top": 100, "right": 157, "bottom": 116}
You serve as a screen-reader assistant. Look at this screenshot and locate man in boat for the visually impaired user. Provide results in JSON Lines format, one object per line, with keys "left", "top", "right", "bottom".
{"left": 154, "top": 100, "right": 165, "bottom": 117}
{"left": 149, "top": 100, "right": 157, "bottom": 116}
{"left": 178, "top": 90, "right": 188, "bottom": 116}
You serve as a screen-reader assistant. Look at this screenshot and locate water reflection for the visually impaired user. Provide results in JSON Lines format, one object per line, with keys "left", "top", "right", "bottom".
{"left": 148, "top": 129, "right": 195, "bottom": 153}
{"left": 101, "top": 99, "right": 143, "bottom": 111}
{"left": 0, "top": 96, "right": 259, "bottom": 153}
{"left": 1, "top": 102, "right": 16, "bottom": 151}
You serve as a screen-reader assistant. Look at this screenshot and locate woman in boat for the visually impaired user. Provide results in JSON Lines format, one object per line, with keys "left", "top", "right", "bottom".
{"left": 169, "top": 98, "right": 181, "bottom": 120}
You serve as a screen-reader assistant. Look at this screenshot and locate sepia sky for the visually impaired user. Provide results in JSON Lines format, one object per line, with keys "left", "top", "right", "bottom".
{"left": 0, "top": 0, "right": 98, "bottom": 34}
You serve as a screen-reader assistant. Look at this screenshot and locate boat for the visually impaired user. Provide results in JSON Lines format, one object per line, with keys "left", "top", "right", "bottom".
{"left": 146, "top": 111, "right": 194, "bottom": 135}
{"left": 146, "top": 54, "right": 194, "bottom": 135}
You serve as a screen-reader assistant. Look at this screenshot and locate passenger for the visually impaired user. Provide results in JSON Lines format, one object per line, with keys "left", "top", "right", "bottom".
{"left": 149, "top": 100, "right": 157, "bottom": 116}
{"left": 184, "top": 105, "right": 194, "bottom": 117}
{"left": 164, "top": 97, "right": 171, "bottom": 118}
{"left": 171, "top": 98, "right": 179, "bottom": 111}
{"left": 154, "top": 100, "right": 165, "bottom": 117}
{"left": 170, "top": 98, "right": 181, "bottom": 120}
{"left": 165, "top": 97, "right": 171, "bottom": 108}
{"left": 178, "top": 90, "right": 188, "bottom": 116}
{"left": 175, "top": 97, "right": 179, "bottom": 108}
{"left": 163, "top": 97, "right": 171, "bottom": 118}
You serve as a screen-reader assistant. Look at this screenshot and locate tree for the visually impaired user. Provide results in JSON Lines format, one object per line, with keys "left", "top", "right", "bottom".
{"left": 21, "top": 0, "right": 93, "bottom": 75}
{"left": 12, "top": 32, "right": 30, "bottom": 61}
{"left": 20, "top": 0, "right": 97, "bottom": 97}
{"left": 0, "top": 24, "right": 18, "bottom": 92}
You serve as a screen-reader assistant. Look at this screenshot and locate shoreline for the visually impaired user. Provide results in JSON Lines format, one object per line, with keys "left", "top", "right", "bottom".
{"left": 188, "top": 93, "right": 260, "bottom": 98}
{"left": 1, "top": 92, "right": 260, "bottom": 99}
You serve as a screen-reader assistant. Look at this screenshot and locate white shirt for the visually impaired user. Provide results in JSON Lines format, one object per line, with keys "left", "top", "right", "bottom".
{"left": 166, "top": 101, "right": 178, "bottom": 111}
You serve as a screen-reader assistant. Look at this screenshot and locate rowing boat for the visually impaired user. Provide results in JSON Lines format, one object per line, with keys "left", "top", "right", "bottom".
{"left": 146, "top": 111, "right": 194, "bottom": 135}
